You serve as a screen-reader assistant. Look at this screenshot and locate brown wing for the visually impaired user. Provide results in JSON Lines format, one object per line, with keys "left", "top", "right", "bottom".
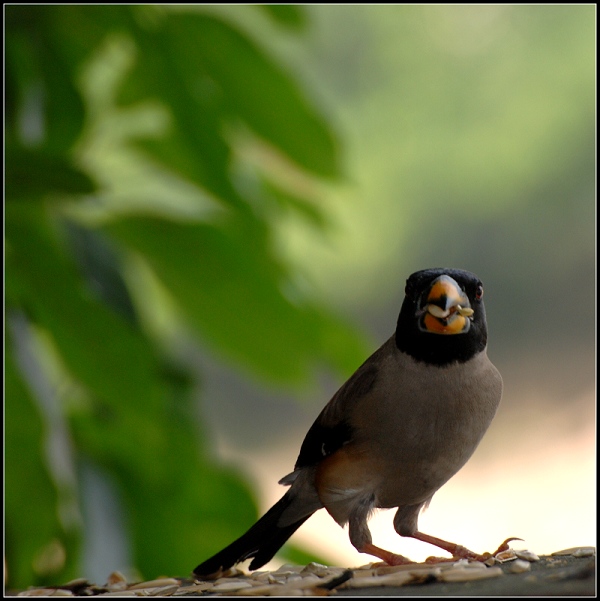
{"left": 293, "top": 344, "right": 385, "bottom": 471}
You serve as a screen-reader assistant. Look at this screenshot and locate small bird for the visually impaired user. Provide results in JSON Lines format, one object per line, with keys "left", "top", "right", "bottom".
{"left": 194, "top": 268, "right": 511, "bottom": 577}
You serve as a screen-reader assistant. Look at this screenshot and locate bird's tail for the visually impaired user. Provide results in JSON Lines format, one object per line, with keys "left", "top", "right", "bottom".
{"left": 193, "top": 492, "right": 311, "bottom": 577}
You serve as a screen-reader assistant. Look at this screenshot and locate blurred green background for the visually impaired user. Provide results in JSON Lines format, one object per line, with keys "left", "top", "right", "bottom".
{"left": 5, "top": 4, "right": 595, "bottom": 589}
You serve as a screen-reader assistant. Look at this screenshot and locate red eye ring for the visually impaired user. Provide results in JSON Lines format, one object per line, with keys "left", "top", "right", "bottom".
{"left": 475, "top": 285, "right": 484, "bottom": 300}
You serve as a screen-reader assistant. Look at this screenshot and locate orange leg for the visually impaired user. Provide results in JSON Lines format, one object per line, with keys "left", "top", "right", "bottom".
{"left": 360, "top": 542, "right": 415, "bottom": 565}
{"left": 360, "top": 535, "right": 522, "bottom": 566}
{"left": 413, "top": 532, "right": 523, "bottom": 562}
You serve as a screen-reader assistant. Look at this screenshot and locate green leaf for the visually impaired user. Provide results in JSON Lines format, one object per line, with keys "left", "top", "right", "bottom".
{"left": 105, "top": 214, "right": 328, "bottom": 384}
{"left": 117, "top": 18, "right": 247, "bottom": 210}
{"left": 260, "top": 5, "right": 308, "bottom": 31}
{"left": 5, "top": 329, "right": 81, "bottom": 589}
{"left": 164, "top": 13, "right": 340, "bottom": 178}
{"left": 7, "top": 203, "right": 260, "bottom": 579}
{"left": 260, "top": 175, "right": 329, "bottom": 229}
{"left": 7, "top": 205, "right": 169, "bottom": 479}
{"left": 119, "top": 13, "right": 339, "bottom": 187}
{"left": 126, "top": 462, "right": 257, "bottom": 579}
{"left": 6, "top": 147, "right": 96, "bottom": 201}
{"left": 5, "top": 6, "right": 88, "bottom": 153}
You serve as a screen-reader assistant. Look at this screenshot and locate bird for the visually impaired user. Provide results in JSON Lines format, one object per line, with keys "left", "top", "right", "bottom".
{"left": 193, "top": 267, "right": 512, "bottom": 578}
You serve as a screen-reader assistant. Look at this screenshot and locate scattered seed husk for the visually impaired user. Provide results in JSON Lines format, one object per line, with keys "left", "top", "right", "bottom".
{"left": 17, "top": 547, "right": 597, "bottom": 597}
{"left": 439, "top": 566, "right": 504, "bottom": 582}
{"left": 508, "top": 559, "right": 532, "bottom": 574}
{"left": 144, "top": 584, "right": 180, "bottom": 596}
{"left": 231, "top": 583, "right": 281, "bottom": 596}
{"left": 92, "top": 592, "right": 138, "bottom": 597}
{"left": 372, "top": 563, "right": 425, "bottom": 575}
{"left": 18, "top": 589, "right": 72, "bottom": 597}
{"left": 172, "top": 582, "right": 214, "bottom": 594}
{"left": 515, "top": 549, "right": 540, "bottom": 562}
{"left": 315, "top": 569, "right": 354, "bottom": 591}
{"left": 573, "top": 547, "right": 596, "bottom": 558}
{"left": 552, "top": 546, "right": 595, "bottom": 557}
{"left": 211, "top": 580, "right": 254, "bottom": 592}
{"left": 63, "top": 578, "right": 89, "bottom": 588}
{"left": 249, "top": 570, "right": 270, "bottom": 581}
{"left": 494, "top": 549, "right": 517, "bottom": 563}
{"left": 441, "top": 560, "right": 488, "bottom": 571}
{"left": 128, "top": 578, "right": 180, "bottom": 590}
{"left": 343, "top": 570, "right": 418, "bottom": 588}
{"left": 272, "top": 564, "right": 303, "bottom": 575}
{"left": 300, "top": 562, "right": 330, "bottom": 576}
{"left": 106, "top": 571, "right": 128, "bottom": 592}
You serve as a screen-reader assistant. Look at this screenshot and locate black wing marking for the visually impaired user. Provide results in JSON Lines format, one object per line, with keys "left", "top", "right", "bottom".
{"left": 293, "top": 352, "right": 381, "bottom": 470}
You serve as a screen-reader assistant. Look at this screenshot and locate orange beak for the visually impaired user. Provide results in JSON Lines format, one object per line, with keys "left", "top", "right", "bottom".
{"left": 420, "top": 275, "right": 474, "bottom": 335}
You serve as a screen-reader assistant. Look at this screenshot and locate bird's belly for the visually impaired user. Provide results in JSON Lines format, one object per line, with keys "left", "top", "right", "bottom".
{"left": 358, "top": 365, "right": 500, "bottom": 508}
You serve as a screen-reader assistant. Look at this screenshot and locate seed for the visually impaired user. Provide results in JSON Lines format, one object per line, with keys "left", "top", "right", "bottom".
{"left": 515, "top": 549, "right": 540, "bottom": 562}
{"left": 106, "top": 571, "right": 128, "bottom": 592}
{"left": 90, "top": 593, "right": 138, "bottom": 597}
{"left": 440, "top": 566, "right": 504, "bottom": 582}
{"left": 128, "top": 578, "right": 180, "bottom": 590}
{"left": 552, "top": 546, "right": 596, "bottom": 557}
{"left": 426, "top": 304, "right": 450, "bottom": 318}
{"left": 174, "top": 582, "right": 214, "bottom": 593}
{"left": 573, "top": 547, "right": 595, "bottom": 558}
{"left": 18, "top": 590, "right": 68, "bottom": 597}
{"left": 441, "top": 560, "right": 487, "bottom": 571}
{"left": 301, "top": 565, "right": 347, "bottom": 579}
{"left": 344, "top": 570, "right": 425, "bottom": 588}
{"left": 235, "top": 583, "right": 282, "bottom": 596}
{"left": 211, "top": 581, "right": 254, "bottom": 592}
{"left": 63, "top": 579, "right": 89, "bottom": 588}
{"left": 495, "top": 550, "right": 517, "bottom": 562}
{"left": 508, "top": 560, "right": 531, "bottom": 574}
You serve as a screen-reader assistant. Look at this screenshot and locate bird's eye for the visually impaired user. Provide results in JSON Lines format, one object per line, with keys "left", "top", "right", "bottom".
{"left": 475, "top": 285, "right": 484, "bottom": 300}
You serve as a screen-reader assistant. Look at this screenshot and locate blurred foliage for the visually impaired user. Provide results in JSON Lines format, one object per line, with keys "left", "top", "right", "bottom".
{"left": 6, "top": 4, "right": 595, "bottom": 589}
{"left": 5, "top": 5, "right": 367, "bottom": 588}
{"left": 260, "top": 5, "right": 595, "bottom": 320}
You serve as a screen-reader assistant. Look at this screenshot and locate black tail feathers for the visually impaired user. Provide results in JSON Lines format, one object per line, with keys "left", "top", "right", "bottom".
{"left": 193, "top": 493, "right": 311, "bottom": 577}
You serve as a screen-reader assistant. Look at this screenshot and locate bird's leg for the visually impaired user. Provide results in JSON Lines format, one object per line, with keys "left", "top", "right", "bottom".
{"left": 412, "top": 531, "right": 483, "bottom": 561}
{"left": 412, "top": 532, "right": 522, "bottom": 563}
{"left": 360, "top": 542, "right": 415, "bottom": 566}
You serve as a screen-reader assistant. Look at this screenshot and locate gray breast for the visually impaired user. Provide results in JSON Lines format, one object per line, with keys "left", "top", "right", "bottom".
{"left": 351, "top": 344, "right": 502, "bottom": 507}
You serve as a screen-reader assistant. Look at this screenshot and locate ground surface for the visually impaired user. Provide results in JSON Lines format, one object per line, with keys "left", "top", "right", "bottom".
{"left": 9, "top": 547, "right": 595, "bottom": 597}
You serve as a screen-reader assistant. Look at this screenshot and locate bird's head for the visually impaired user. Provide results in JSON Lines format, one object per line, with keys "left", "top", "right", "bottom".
{"left": 395, "top": 268, "right": 488, "bottom": 366}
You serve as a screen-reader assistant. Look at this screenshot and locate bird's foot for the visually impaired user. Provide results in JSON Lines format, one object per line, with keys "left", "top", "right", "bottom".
{"left": 412, "top": 531, "right": 522, "bottom": 563}
{"left": 465, "top": 536, "right": 524, "bottom": 562}
{"left": 412, "top": 531, "right": 484, "bottom": 562}
{"left": 361, "top": 543, "right": 415, "bottom": 566}
{"left": 424, "top": 555, "right": 463, "bottom": 564}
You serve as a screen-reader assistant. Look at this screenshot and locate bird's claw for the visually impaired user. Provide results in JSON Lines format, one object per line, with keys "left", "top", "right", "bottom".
{"left": 472, "top": 536, "right": 524, "bottom": 562}
{"left": 426, "top": 537, "right": 523, "bottom": 564}
{"left": 424, "top": 555, "right": 461, "bottom": 564}
{"left": 491, "top": 536, "right": 523, "bottom": 556}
